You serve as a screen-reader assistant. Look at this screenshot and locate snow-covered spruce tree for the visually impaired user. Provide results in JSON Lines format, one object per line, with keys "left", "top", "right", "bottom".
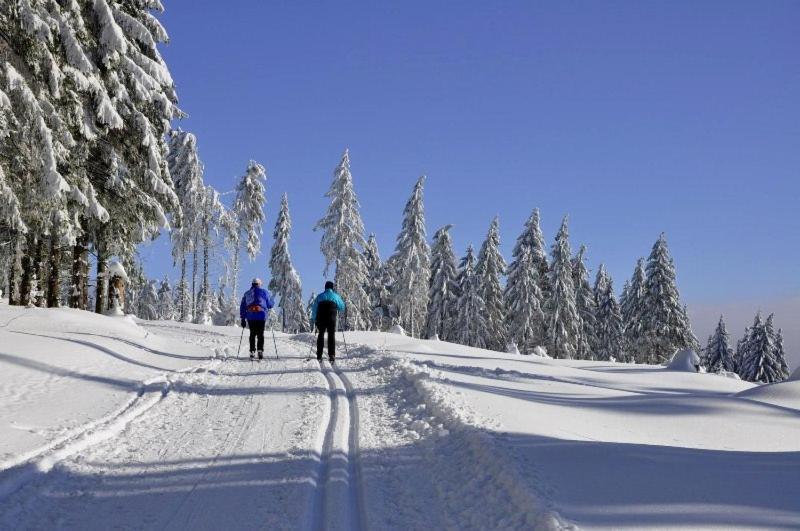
{"left": 621, "top": 258, "right": 647, "bottom": 362}
{"left": 269, "top": 194, "right": 307, "bottom": 333}
{"left": 475, "top": 217, "right": 507, "bottom": 350}
{"left": 572, "top": 245, "right": 597, "bottom": 359}
{"left": 314, "top": 149, "right": 370, "bottom": 330}
{"left": 387, "top": 176, "right": 430, "bottom": 337}
{"left": 506, "top": 246, "right": 546, "bottom": 354}
{"left": 511, "top": 208, "right": 550, "bottom": 308}
{"left": 229, "top": 159, "right": 267, "bottom": 312}
{"left": 138, "top": 279, "right": 159, "bottom": 320}
{"left": 593, "top": 266, "right": 624, "bottom": 361}
{"left": 546, "top": 216, "right": 580, "bottom": 359}
{"left": 739, "top": 313, "right": 789, "bottom": 383}
{"left": 703, "top": 316, "right": 734, "bottom": 373}
{"left": 454, "top": 245, "right": 488, "bottom": 348}
{"left": 195, "top": 186, "right": 225, "bottom": 325}
{"left": 167, "top": 129, "right": 204, "bottom": 321}
{"left": 639, "top": 234, "right": 697, "bottom": 363}
{"left": 364, "top": 233, "right": 391, "bottom": 330}
{"left": 157, "top": 276, "right": 174, "bottom": 320}
{"left": 426, "top": 225, "right": 459, "bottom": 341}
{"left": 774, "top": 326, "right": 790, "bottom": 381}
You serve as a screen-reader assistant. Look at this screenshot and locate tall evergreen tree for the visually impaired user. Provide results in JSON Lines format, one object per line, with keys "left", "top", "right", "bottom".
{"left": 363, "top": 233, "right": 389, "bottom": 330}
{"left": 138, "top": 279, "right": 159, "bottom": 320}
{"left": 387, "top": 176, "right": 430, "bottom": 337}
{"left": 546, "top": 216, "right": 580, "bottom": 359}
{"left": 426, "top": 225, "right": 459, "bottom": 341}
{"left": 572, "top": 245, "right": 597, "bottom": 359}
{"left": 157, "top": 276, "right": 174, "bottom": 320}
{"left": 230, "top": 160, "right": 267, "bottom": 308}
{"left": 703, "top": 316, "right": 734, "bottom": 373}
{"left": 640, "top": 234, "right": 697, "bottom": 363}
{"left": 268, "top": 194, "right": 306, "bottom": 333}
{"left": 621, "top": 258, "right": 647, "bottom": 362}
{"left": 195, "top": 186, "right": 224, "bottom": 325}
{"left": 594, "top": 266, "right": 624, "bottom": 361}
{"left": 314, "top": 149, "right": 370, "bottom": 329}
{"left": 739, "top": 313, "right": 789, "bottom": 383}
{"left": 454, "top": 245, "right": 488, "bottom": 348}
{"left": 510, "top": 208, "right": 550, "bottom": 308}
{"left": 475, "top": 217, "right": 507, "bottom": 350}
{"left": 506, "top": 246, "right": 545, "bottom": 353}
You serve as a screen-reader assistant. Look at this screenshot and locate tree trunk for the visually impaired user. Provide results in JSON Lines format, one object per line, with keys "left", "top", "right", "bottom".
{"left": 95, "top": 236, "right": 107, "bottom": 314}
{"left": 46, "top": 233, "right": 61, "bottom": 307}
{"left": 19, "top": 233, "right": 34, "bottom": 307}
{"left": 229, "top": 242, "right": 240, "bottom": 325}
{"left": 70, "top": 233, "right": 89, "bottom": 310}
{"left": 32, "top": 236, "right": 45, "bottom": 307}
{"left": 191, "top": 236, "right": 198, "bottom": 319}
{"left": 7, "top": 231, "right": 21, "bottom": 305}
{"left": 179, "top": 255, "right": 187, "bottom": 321}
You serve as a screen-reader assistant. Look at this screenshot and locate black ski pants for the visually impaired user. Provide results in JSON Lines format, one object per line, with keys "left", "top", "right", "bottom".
{"left": 316, "top": 320, "right": 336, "bottom": 360}
{"left": 248, "top": 320, "right": 265, "bottom": 352}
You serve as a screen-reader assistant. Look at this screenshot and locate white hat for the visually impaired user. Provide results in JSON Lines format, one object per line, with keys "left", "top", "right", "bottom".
{"left": 251, "top": 277, "right": 262, "bottom": 285}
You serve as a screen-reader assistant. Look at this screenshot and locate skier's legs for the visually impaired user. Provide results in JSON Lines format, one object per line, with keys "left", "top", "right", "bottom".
{"left": 248, "top": 324, "right": 256, "bottom": 352}
{"left": 251, "top": 320, "right": 266, "bottom": 352}
{"left": 327, "top": 321, "right": 336, "bottom": 359}
{"left": 316, "top": 324, "right": 325, "bottom": 360}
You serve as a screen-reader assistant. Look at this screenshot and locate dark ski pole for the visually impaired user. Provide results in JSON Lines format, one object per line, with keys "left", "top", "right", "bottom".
{"left": 236, "top": 324, "right": 245, "bottom": 360}
{"left": 271, "top": 324, "right": 279, "bottom": 359}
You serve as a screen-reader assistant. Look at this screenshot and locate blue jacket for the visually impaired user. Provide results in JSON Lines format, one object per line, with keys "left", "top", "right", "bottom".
{"left": 240, "top": 286, "right": 274, "bottom": 321}
{"left": 311, "top": 289, "right": 345, "bottom": 321}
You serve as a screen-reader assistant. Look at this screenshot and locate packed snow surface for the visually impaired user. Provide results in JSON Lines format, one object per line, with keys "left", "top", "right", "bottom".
{"left": 0, "top": 306, "right": 798, "bottom": 529}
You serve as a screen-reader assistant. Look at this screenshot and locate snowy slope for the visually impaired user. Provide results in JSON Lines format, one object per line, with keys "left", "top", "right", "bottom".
{"left": 0, "top": 308, "right": 798, "bottom": 529}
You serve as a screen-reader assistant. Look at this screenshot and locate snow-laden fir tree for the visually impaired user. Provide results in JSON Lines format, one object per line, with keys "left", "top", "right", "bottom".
{"left": 510, "top": 208, "right": 550, "bottom": 308}
{"left": 387, "top": 176, "right": 430, "bottom": 337}
{"left": 546, "top": 216, "right": 580, "bottom": 359}
{"left": 314, "top": 149, "right": 370, "bottom": 330}
{"left": 572, "top": 245, "right": 597, "bottom": 359}
{"left": 621, "top": 258, "right": 646, "bottom": 362}
{"left": 739, "top": 313, "right": 789, "bottom": 383}
{"left": 167, "top": 130, "right": 204, "bottom": 322}
{"left": 157, "top": 276, "right": 174, "bottom": 320}
{"left": 268, "top": 194, "right": 307, "bottom": 333}
{"left": 454, "top": 245, "right": 488, "bottom": 348}
{"left": 640, "top": 234, "right": 697, "bottom": 363}
{"left": 505, "top": 246, "right": 546, "bottom": 354}
{"left": 593, "top": 266, "right": 624, "bottom": 361}
{"left": 426, "top": 225, "right": 459, "bottom": 341}
{"left": 475, "top": 217, "right": 507, "bottom": 350}
{"left": 195, "top": 186, "right": 225, "bottom": 325}
{"left": 703, "top": 316, "right": 735, "bottom": 373}
{"left": 363, "top": 233, "right": 389, "bottom": 330}
{"left": 138, "top": 280, "right": 160, "bottom": 320}
{"left": 230, "top": 160, "right": 267, "bottom": 312}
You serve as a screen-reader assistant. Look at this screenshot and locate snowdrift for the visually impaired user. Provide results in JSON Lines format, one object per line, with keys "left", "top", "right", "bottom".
{"left": 736, "top": 379, "right": 800, "bottom": 410}
{"left": 665, "top": 349, "right": 701, "bottom": 372}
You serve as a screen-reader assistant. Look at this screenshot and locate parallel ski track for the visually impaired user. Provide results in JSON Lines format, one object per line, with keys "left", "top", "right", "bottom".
{"left": 299, "top": 333, "right": 366, "bottom": 531}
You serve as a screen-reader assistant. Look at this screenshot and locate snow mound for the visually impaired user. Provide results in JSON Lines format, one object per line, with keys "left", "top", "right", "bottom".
{"left": 790, "top": 366, "right": 800, "bottom": 381}
{"left": 506, "top": 343, "right": 520, "bottom": 355}
{"left": 737, "top": 379, "right": 800, "bottom": 410}
{"left": 389, "top": 324, "right": 406, "bottom": 336}
{"left": 531, "top": 345, "right": 550, "bottom": 358}
{"left": 429, "top": 333, "right": 440, "bottom": 341}
{"left": 666, "top": 349, "right": 701, "bottom": 372}
{"left": 104, "top": 260, "right": 129, "bottom": 282}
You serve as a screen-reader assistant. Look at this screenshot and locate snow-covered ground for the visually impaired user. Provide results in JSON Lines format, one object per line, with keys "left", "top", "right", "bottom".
{"left": 0, "top": 306, "right": 798, "bottom": 529}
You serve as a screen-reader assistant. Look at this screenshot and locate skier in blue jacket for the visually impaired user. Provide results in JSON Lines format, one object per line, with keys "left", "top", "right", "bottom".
{"left": 240, "top": 278, "right": 275, "bottom": 360}
{"left": 310, "top": 281, "right": 346, "bottom": 362}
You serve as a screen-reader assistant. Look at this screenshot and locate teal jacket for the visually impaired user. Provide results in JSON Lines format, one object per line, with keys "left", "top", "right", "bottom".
{"left": 311, "top": 289, "right": 345, "bottom": 321}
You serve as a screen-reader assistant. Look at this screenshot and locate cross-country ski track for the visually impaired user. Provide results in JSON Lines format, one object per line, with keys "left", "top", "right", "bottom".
{"left": 2, "top": 311, "right": 799, "bottom": 530}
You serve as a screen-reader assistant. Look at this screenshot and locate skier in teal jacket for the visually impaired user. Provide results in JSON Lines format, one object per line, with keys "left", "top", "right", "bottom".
{"left": 310, "top": 281, "right": 346, "bottom": 362}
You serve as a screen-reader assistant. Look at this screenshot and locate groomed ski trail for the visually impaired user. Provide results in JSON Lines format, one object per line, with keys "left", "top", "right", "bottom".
{"left": 307, "top": 358, "right": 367, "bottom": 531}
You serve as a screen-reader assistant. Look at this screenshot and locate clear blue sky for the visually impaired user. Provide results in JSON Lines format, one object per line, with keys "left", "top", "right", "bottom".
{"left": 141, "top": 1, "right": 798, "bottom": 321}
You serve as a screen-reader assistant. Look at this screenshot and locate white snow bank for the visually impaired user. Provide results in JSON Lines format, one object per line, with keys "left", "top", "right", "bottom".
{"left": 737, "top": 379, "right": 800, "bottom": 410}
{"left": 790, "top": 365, "right": 800, "bottom": 381}
{"left": 666, "top": 349, "right": 701, "bottom": 372}
{"left": 388, "top": 324, "right": 406, "bottom": 336}
{"left": 0, "top": 307, "right": 215, "bottom": 468}
{"left": 104, "top": 259, "right": 129, "bottom": 282}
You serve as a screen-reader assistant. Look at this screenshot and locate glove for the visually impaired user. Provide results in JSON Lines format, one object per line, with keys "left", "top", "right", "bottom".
{"left": 241, "top": 319, "right": 247, "bottom": 328}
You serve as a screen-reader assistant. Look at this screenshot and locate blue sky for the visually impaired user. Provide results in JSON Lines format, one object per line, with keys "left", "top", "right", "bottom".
{"left": 140, "top": 1, "right": 798, "bottom": 350}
